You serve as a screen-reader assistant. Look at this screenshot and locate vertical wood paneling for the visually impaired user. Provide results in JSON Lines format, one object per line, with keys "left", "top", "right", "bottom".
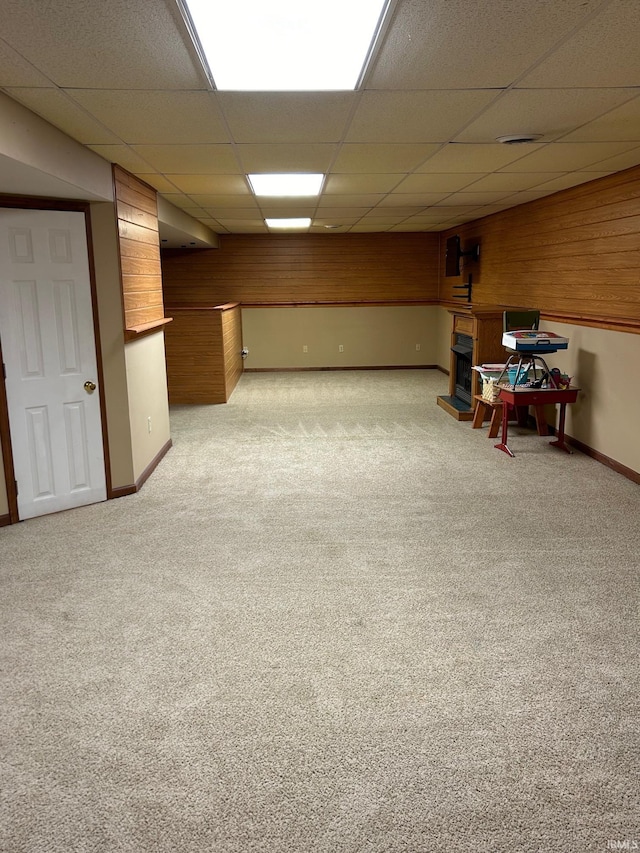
{"left": 439, "top": 165, "right": 640, "bottom": 333}
{"left": 113, "top": 165, "right": 166, "bottom": 331}
{"left": 161, "top": 233, "right": 439, "bottom": 306}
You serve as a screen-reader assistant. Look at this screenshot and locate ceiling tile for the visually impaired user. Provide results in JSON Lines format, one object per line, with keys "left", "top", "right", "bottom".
{"left": 6, "top": 88, "right": 122, "bottom": 144}
{"left": 331, "top": 144, "right": 442, "bottom": 173}
{"left": 394, "top": 173, "right": 485, "bottom": 193}
{"left": 236, "top": 144, "right": 337, "bottom": 173}
{"left": 519, "top": 0, "right": 640, "bottom": 87}
{"left": 203, "top": 208, "right": 262, "bottom": 220}
{"left": 454, "top": 88, "right": 636, "bottom": 143}
{"left": 462, "top": 172, "right": 563, "bottom": 192}
{"left": 67, "top": 91, "right": 231, "bottom": 144}
{"left": 367, "top": 0, "right": 604, "bottom": 89}
{"left": 415, "top": 143, "right": 545, "bottom": 173}
{"left": 130, "top": 145, "right": 241, "bottom": 174}
{"left": 259, "top": 205, "right": 317, "bottom": 218}
{"left": 316, "top": 194, "right": 385, "bottom": 208}
{"left": 166, "top": 174, "right": 249, "bottom": 194}
{"left": 0, "top": 0, "right": 207, "bottom": 89}
{"left": 323, "top": 174, "right": 404, "bottom": 194}
{"left": 530, "top": 171, "right": 629, "bottom": 193}
{"left": 87, "top": 145, "right": 158, "bottom": 173}
{"left": 433, "top": 191, "right": 513, "bottom": 205}
{"left": 135, "top": 174, "right": 184, "bottom": 193}
{"left": 215, "top": 220, "right": 268, "bottom": 233}
{"left": 0, "top": 41, "right": 52, "bottom": 86}
{"left": 580, "top": 147, "right": 640, "bottom": 173}
{"left": 559, "top": 95, "right": 640, "bottom": 143}
{"left": 219, "top": 92, "right": 356, "bottom": 143}
{"left": 500, "top": 141, "right": 640, "bottom": 172}
{"left": 378, "top": 193, "right": 449, "bottom": 207}
{"left": 345, "top": 91, "right": 499, "bottom": 143}
{"left": 187, "top": 194, "right": 260, "bottom": 209}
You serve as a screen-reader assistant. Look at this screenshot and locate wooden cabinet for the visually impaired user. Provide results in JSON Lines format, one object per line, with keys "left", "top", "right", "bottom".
{"left": 437, "top": 306, "right": 507, "bottom": 420}
{"left": 164, "top": 303, "right": 243, "bottom": 404}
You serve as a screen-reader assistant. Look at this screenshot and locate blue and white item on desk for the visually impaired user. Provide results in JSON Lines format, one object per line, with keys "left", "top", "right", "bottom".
{"left": 502, "top": 330, "right": 569, "bottom": 352}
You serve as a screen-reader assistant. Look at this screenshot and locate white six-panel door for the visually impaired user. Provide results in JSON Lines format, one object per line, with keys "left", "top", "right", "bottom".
{"left": 0, "top": 208, "right": 106, "bottom": 519}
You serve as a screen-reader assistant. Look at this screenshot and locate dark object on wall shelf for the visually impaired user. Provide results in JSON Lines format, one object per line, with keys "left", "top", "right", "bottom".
{"left": 445, "top": 234, "right": 480, "bottom": 277}
{"left": 452, "top": 273, "right": 473, "bottom": 302}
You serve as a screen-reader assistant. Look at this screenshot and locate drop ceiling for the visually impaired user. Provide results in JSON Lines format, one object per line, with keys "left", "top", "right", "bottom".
{"left": 1, "top": 0, "right": 640, "bottom": 241}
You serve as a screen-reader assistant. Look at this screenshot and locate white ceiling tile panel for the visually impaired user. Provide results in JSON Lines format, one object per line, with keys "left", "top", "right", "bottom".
{"left": 394, "top": 173, "right": 485, "bottom": 193}
{"left": 500, "top": 141, "right": 640, "bottom": 172}
{"left": 415, "top": 143, "right": 546, "bottom": 173}
{"left": 345, "top": 91, "right": 500, "bottom": 143}
{"left": 0, "top": 0, "right": 207, "bottom": 89}
{"left": 66, "top": 91, "right": 231, "bottom": 144}
{"left": 368, "top": 0, "right": 604, "bottom": 89}
{"left": 559, "top": 95, "right": 640, "bottom": 142}
{"left": 454, "top": 89, "right": 637, "bottom": 143}
{"left": 579, "top": 147, "right": 640, "bottom": 173}
{"left": 377, "top": 193, "right": 449, "bottom": 207}
{"left": 235, "top": 144, "right": 338, "bottom": 173}
{"left": 130, "top": 145, "right": 241, "bottom": 174}
{"left": 166, "top": 175, "right": 250, "bottom": 194}
{"left": 6, "top": 88, "right": 123, "bottom": 144}
{"left": 135, "top": 174, "right": 185, "bottom": 193}
{"left": 0, "top": 40, "right": 52, "bottom": 86}
{"left": 219, "top": 93, "right": 356, "bottom": 143}
{"left": 460, "top": 172, "right": 564, "bottom": 192}
{"left": 518, "top": 0, "right": 640, "bottom": 87}
{"left": 323, "top": 174, "right": 404, "bottom": 194}
{"left": 86, "top": 145, "right": 159, "bottom": 173}
{"left": 331, "top": 144, "right": 442, "bottom": 173}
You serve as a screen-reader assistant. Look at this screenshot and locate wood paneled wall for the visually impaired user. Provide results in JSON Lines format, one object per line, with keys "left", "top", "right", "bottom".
{"left": 113, "top": 166, "right": 167, "bottom": 335}
{"left": 161, "top": 233, "right": 438, "bottom": 306}
{"left": 439, "top": 164, "right": 640, "bottom": 333}
{"left": 164, "top": 304, "right": 242, "bottom": 404}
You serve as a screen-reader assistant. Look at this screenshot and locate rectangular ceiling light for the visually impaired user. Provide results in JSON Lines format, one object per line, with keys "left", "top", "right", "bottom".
{"left": 180, "top": 0, "right": 390, "bottom": 90}
{"left": 265, "top": 218, "right": 311, "bottom": 230}
{"left": 249, "top": 173, "right": 324, "bottom": 196}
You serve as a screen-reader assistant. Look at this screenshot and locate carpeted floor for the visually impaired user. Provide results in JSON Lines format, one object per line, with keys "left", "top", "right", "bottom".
{"left": 1, "top": 369, "right": 638, "bottom": 852}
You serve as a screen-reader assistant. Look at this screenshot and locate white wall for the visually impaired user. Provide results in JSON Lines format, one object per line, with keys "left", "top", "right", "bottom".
{"left": 125, "top": 333, "right": 171, "bottom": 482}
{"left": 242, "top": 306, "right": 441, "bottom": 370}
{"left": 543, "top": 321, "right": 640, "bottom": 475}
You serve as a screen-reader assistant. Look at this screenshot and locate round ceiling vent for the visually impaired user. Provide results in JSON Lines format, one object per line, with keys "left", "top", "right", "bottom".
{"left": 496, "top": 134, "right": 543, "bottom": 144}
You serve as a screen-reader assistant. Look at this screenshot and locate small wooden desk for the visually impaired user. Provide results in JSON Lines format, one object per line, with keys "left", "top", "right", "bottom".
{"left": 496, "top": 386, "right": 580, "bottom": 457}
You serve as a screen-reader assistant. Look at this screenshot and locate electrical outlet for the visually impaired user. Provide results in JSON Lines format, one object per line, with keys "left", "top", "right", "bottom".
{"left": 339, "top": 344, "right": 344, "bottom": 352}
{"left": 303, "top": 345, "right": 308, "bottom": 353}
{"left": 415, "top": 343, "right": 421, "bottom": 351}
{"left": 147, "top": 416, "right": 152, "bottom": 434}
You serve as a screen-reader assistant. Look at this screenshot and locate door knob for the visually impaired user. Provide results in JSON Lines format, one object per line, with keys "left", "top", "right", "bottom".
{"left": 84, "top": 380, "right": 97, "bottom": 394}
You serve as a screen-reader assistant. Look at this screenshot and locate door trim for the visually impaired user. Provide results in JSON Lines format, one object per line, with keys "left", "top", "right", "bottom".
{"left": 0, "top": 196, "right": 110, "bottom": 522}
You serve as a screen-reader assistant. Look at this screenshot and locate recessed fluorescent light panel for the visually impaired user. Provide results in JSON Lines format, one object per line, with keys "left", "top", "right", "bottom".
{"left": 181, "top": 0, "right": 390, "bottom": 90}
{"left": 265, "top": 218, "right": 311, "bottom": 230}
{"left": 249, "top": 173, "right": 324, "bottom": 196}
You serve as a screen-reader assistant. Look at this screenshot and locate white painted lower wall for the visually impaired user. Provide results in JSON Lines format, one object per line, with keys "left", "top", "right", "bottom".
{"left": 242, "top": 305, "right": 442, "bottom": 370}
{"left": 543, "top": 321, "right": 640, "bottom": 476}
{"left": 125, "top": 333, "right": 171, "bottom": 483}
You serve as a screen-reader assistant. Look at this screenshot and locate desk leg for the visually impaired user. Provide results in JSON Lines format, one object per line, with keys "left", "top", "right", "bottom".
{"left": 549, "top": 403, "right": 572, "bottom": 453}
{"left": 495, "top": 401, "right": 515, "bottom": 457}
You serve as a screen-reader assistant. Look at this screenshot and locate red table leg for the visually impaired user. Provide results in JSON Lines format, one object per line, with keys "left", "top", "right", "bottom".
{"left": 549, "top": 402, "right": 573, "bottom": 453}
{"left": 495, "top": 401, "right": 515, "bottom": 457}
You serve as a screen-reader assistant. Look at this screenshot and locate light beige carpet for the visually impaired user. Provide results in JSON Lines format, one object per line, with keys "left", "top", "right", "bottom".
{"left": 1, "top": 369, "right": 638, "bottom": 852}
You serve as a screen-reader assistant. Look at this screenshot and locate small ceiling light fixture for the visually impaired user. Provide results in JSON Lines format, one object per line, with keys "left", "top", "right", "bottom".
{"left": 178, "top": 0, "right": 391, "bottom": 91}
{"left": 249, "top": 173, "right": 324, "bottom": 197}
{"left": 265, "top": 218, "right": 311, "bottom": 230}
{"left": 496, "top": 134, "right": 543, "bottom": 144}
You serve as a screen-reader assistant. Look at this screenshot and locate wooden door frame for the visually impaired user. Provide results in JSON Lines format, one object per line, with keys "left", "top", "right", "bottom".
{"left": 0, "top": 196, "right": 112, "bottom": 523}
